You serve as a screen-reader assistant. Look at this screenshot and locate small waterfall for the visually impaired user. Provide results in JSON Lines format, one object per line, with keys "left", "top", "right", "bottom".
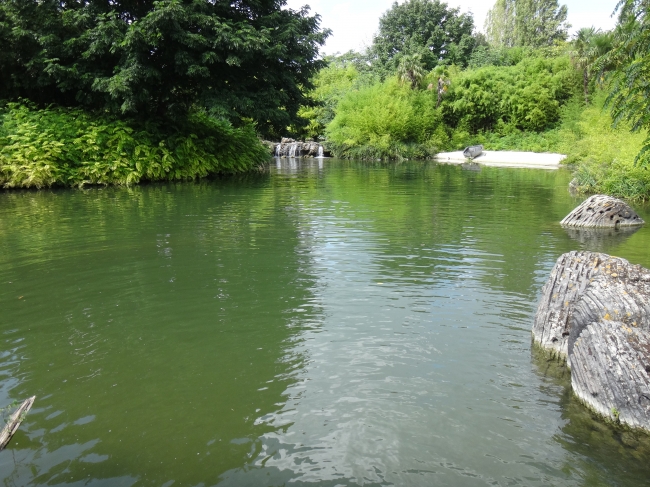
{"left": 274, "top": 144, "right": 281, "bottom": 157}
{"left": 288, "top": 143, "right": 298, "bottom": 158}
{"left": 316, "top": 145, "right": 324, "bottom": 158}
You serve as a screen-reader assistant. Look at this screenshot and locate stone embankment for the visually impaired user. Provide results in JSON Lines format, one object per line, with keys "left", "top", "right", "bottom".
{"left": 534, "top": 196, "right": 650, "bottom": 430}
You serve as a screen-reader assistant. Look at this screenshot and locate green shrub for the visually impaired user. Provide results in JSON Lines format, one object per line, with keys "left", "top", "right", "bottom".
{"left": 325, "top": 78, "right": 448, "bottom": 160}
{"left": 0, "top": 103, "right": 269, "bottom": 189}
{"left": 563, "top": 92, "right": 649, "bottom": 200}
{"left": 443, "top": 55, "right": 579, "bottom": 133}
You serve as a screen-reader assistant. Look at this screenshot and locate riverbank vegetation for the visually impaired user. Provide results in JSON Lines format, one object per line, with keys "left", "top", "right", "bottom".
{"left": 0, "top": 103, "right": 270, "bottom": 188}
{"left": 296, "top": 0, "right": 650, "bottom": 200}
{"left": 0, "top": 0, "right": 330, "bottom": 187}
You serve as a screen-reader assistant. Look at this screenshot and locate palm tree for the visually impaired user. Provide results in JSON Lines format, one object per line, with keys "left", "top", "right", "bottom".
{"left": 571, "top": 27, "right": 613, "bottom": 104}
{"left": 397, "top": 54, "right": 425, "bottom": 90}
{"left": 572, "top": 27, "right": 597, "bottom": 104}
{"left": 431, "top": 65, "right": 451, "bottom": 108}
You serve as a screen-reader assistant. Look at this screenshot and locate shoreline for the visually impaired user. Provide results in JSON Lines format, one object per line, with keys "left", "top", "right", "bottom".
{"left": 434, "top": 150, "right": 567, "bottom": 169}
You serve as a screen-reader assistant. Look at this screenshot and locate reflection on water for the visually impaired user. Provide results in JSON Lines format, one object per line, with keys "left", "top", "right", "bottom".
{"left": 562, "top": 225, "right": 643, "bottom": 252}
{"left": 0, "top": 160, "right": 649, "bottom": 486}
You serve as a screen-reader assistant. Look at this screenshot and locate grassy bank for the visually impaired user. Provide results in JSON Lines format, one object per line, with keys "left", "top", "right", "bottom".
{"left": 0, "top": 103, "right": 270, "bottom": 189}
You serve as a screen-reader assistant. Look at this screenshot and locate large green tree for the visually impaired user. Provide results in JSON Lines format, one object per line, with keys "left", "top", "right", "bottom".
{"left": 369, "top": 0, "right": 476, "bottom": 76}
{"left": 0, "top": 0, "right": 330, "bottom": 137}
{"left": 485, "top": 0, "right": 569, "bottom": 48}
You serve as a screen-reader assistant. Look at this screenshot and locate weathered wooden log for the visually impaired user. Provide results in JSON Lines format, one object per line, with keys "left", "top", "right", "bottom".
{"left": 570, "top": 321, "right": 650, "bottom": 429}
{"left": 560, "top": 194, "right": 644, "bottom": 228}
{"left": 532, "top": 251, "right": 620, "bottom": 359}
{"left": 0, "top": 396, "right": 35, "bottom": 451}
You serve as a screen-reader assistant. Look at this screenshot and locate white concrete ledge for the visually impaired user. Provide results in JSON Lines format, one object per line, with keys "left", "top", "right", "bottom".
{"left": 434, "top": 150, "right": 566, "bottom": 169}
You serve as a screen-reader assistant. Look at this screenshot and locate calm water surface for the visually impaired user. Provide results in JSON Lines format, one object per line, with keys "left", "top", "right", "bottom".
{"left": 1, "top": 160, "right": 650, "bottom": 486}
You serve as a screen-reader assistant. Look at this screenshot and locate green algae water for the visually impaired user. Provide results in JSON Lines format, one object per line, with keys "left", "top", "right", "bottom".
{"left": 1, "top": 160, "right": 650, "bottom": 486}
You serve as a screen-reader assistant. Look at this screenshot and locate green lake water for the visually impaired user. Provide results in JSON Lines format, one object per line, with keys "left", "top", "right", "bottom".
{"left": 1, "top": 159, "right": 650, "bottom": 486}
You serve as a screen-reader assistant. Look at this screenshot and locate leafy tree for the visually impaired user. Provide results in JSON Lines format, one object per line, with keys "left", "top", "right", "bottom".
{"left": 369, "top": 0, "right": 476, "bottom": 76}
{"left": 397, "top": 54, "right": 426, "bottom": 89}
{"left": 325, "top": 78, "right": 448, "bottom": 160}
{"left": 485, "top": 0, "right": 570, "bottom": 48}
{"left": 485, "top": 0, "right": 517, "bottom": 47}
{"left": 603, "top": 0, "right": 650, "bottom": 165}
{"left": 441, "top": 55, "right": 578, "bottom": 132}
{"left": 297, "top": 60, "right": 361, "bottom": 139}
{"left": 0, "top": 0, "right": 330, "bottom": 137}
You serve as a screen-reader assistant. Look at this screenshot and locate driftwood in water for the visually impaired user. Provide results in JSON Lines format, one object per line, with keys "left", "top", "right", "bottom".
{"left": 0, "top": 396, "right": 35, "bottom": 451}
{"left": 560, "top": 194, "right": 644, "bottom": 228}
{"left": 534, "top": 251, "right": 650, "bottom": 430}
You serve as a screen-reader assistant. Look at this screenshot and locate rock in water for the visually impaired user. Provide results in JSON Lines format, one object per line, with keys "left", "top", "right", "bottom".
{"left": 570, "top": 321, "right": 650, "bottom": 429}
{"left": 532, "top": 251, "right": 620, "bottom": 359}
{"left": 560, "top": 194, "right": 644, "bottom": 228}
{"left": 568, "top": 265, "right": 650, "bottom": 358}
{"left": 534, "top": 250, "right": 650, "bottom": 431}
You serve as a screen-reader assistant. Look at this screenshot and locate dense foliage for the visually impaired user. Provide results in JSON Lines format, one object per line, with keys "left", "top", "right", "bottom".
{"left": 570, "top": 27, "right": 613, "bottom": 104}
{"left": 325, "top": 77, "right": 448, "bottom": 160}
{"left": 0, "top": 0, "right": 330, "bottom": 136}
{"left": 296, "top": 60, "right": 363, "bottom": 140}
{"left": 317, "top": 52, "right": 580, "bottom": 159}
{"left": 602, "top": 0, "right": 650, "bottom": 166}
{"left": 442, "top": 56, "right": 578, "bottom": 133}
{"left": 369, "top": 0, "right": 476, "bottom": 76}
{"left": 0, "top": 103, "right": 269, "bottom": 188}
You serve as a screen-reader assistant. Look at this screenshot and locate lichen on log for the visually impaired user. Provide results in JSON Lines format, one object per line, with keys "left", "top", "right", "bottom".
{"left": 560, "top": 194, "right": 644, "bottom": 228}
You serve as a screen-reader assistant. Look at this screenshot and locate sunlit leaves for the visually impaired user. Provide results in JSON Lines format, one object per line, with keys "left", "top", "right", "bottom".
{"left": 602, "top": 0, "right": 650, "bottom": 166}
{"left": 0, "top": 103, "right": 270, "bottom": 188}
